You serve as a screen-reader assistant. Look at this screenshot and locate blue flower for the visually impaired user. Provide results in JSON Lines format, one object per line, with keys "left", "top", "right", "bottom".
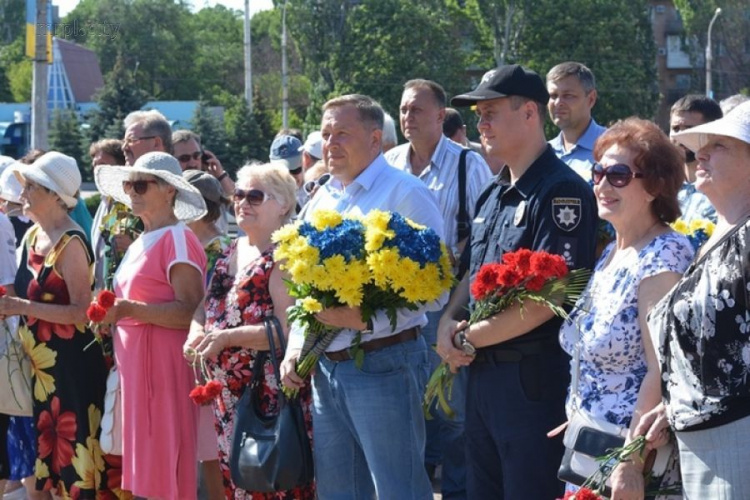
{"left": 382, "top": 213, "right": 441, "bottom": 265}
{"left": 299, "top": 219, "right": 366, "bottom": 262}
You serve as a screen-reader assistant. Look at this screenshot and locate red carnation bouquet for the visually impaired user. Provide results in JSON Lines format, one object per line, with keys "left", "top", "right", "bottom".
{"left": 85, "top": 290, "right": 117, "bottom": 354}
{"left": 187, "top": 354, "right": 222, "bottom": 406}
{"left": 559, "top": 488, "right": 602, "bottom": 500}
{"left": 424, "top": 248, "right": 591, "bottom": 417}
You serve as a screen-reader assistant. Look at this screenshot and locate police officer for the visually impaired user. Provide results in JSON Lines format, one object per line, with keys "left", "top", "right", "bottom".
{"left": 437, "top": 65, "right": 597, "bottom": 499}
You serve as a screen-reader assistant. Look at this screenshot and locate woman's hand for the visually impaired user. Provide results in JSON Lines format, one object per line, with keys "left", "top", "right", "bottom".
{"left": 194, "top": 329, "right": 230, "bottom": 361}
{"left": 610, "top": 461, "right": 645, "bottom": 500}
{"left": 183, "top": 330, "right": 205, "bottom": 363}
{"left": 0, "top": 295, "right": 23, "bottom": 319}
{"left": 281, "top": 349, "right": 304, "bottom": 390}
{"left": 634, "top": 403, "right": 671, "bottom": 450}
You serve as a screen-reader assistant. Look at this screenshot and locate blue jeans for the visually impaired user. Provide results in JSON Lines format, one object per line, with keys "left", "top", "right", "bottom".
{"left": 312, "top": 335, "right": 433, "bottom": 500}
{"left": 423, "top": 309, "right": 467, "bottom": 499}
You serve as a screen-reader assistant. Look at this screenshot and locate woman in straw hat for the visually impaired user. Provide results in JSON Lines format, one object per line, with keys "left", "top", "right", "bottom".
{"left": 642, "top": 101, "right": 750, "bottom": 497}
{"left": 96, "top": 152, "right": 207, "bottom": 500}
{"left": 0, "top": 152, "right": 112, "bottom": 497}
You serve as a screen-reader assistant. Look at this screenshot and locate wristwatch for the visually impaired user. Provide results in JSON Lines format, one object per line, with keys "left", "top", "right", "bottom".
{"left": 453, "top": 329, "right": 476, "bottom": 356}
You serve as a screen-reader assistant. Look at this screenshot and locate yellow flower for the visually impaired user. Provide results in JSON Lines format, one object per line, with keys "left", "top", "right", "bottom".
{"left": 301, "top": 297, "right": 323, "bottom": 314}
{"left": 689, "top": 218, "right": 715, "bottom": 236}
{"left": 670, "top": 219, "right": 689, "bottom": 235}
{"left": 311, "top": 209, "right": 343, "bottom": 231}
{"left": 364, "top": 211, "right": 395, "bottom": 252}
{"left": 72, "top": 442, "right": 101, "bottom": 490}
{"left": 405, "top": 217, "right": 426, "bottom": 231}
{"left": 19, "top": 325, "right": 57, "bottom": 402}
{"left": 272, "top": 221, "right": 302, "bottom": 244}
{"left": 35, "top": 458, "right": 49, "bottom": 479}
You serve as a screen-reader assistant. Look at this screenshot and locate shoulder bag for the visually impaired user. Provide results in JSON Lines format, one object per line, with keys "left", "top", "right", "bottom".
{"left": 230, "top": 316, "right": 314, "bottom": 492}
{"left": 558, "top": 287, "right": 673, "bottom": 496}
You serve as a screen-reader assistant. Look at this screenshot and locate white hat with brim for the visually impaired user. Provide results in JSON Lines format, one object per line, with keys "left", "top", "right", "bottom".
{"left": 95, "top": 151, "right": 207, "bottom": 222}
{"left": 673, "top": 100, "right": 750, "bottom": 153}
{"left": 14, "top": 152, "right": 80, "bottom": 208}
{"left": 0, "top": 162, "right": 23, "bottom": 204}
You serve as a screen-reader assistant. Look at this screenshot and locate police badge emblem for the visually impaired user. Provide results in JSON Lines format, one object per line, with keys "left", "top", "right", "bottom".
{"left": 551, "top": 198, "right": 582, "bottom": 232}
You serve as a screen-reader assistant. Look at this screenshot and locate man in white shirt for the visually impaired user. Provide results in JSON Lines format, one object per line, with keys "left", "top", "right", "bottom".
{"left": 386, "top": 79, "right": 491, "bottom": 499}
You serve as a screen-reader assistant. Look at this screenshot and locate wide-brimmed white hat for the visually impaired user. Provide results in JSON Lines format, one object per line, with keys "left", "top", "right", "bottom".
{"left": 14, "top": 152, "right": 80, "bottom": 208}
{"left": 673, "top": 100, "right": 750, "bottom": 152}
{"left": 95, "top": 152, "right": 207, "bottom": 221}
{"left": 0, "top": 162, "right": 24, "bottom": 204}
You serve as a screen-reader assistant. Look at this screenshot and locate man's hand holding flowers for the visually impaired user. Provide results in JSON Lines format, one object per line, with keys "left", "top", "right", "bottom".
{"left": 315, "top": 305, "right": 368, "bottom": 331}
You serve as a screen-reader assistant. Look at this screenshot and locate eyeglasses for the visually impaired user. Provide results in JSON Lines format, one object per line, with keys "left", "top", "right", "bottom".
{"left": 123, "top": 135, "right": 157, "bottom": 147}
{"left": 591, "top": 163, "right": 645, "bottom": 188}
{"left": 177, "top": 151, "right": 202, "bottom": 163}
{"left": 233, "top": 188, "right": 274, "bottom": 205}
{"left": 123, "top": 179, "right": 159, "bottom": 195}
{"left": 304, "top": 173, "right": 331, "bottom": 195}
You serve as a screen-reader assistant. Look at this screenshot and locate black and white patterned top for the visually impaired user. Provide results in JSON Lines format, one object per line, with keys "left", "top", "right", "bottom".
{"left": 649, "top": 218, "right": 750, "bottom": 431}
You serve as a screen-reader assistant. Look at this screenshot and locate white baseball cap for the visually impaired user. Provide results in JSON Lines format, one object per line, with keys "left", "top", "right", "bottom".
{"left": 299, "top": 131, "right": 323, "bottom": 161}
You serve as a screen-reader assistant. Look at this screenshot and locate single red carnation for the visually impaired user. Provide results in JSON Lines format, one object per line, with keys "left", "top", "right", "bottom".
{"left": 503, "top": 248, "right": 533, "bottom": 274}
{"left": 97, "top": 290, "right": 116, "bottom": 309}
{"left": 496, "top": 267, "right": 523, "bottom": 288}
{"left": 530, "top": 251, "right": 569, "bottom": 280}
{"left": 204, "top": 380, "right": 223, "bottom": 398}
{"left": 572, "top": 488, "right": 603, "bottom": 500}
{"left": 189, "top": 385, "right": 207, "bottom": 405}
{"left": 525, "top": 274, "right": 548, "bottom": 292}
{"left": 86, "top": 303, "right": 107, "bottom": 323}
{"left": 471, "top": 263, "right": 503, "bottom": 300}
{"left": 0, "top": 285, "right": 6, "bottom": 297}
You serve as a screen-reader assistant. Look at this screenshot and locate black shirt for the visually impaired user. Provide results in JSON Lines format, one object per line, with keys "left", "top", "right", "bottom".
{"left": 468, "top": 145, "right": 597, "bottom": 348}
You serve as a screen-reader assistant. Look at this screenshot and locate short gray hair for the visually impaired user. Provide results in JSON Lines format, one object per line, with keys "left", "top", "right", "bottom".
{"left": 124, "top": 110, "right": 173, "bottom": 153}
{"left": 546, "top": 62, "right": 596, "bottom": 95}
{"left": 382, "top": 112, "right": 398, "bottom": 150}
{"left": 323, "top": 94, "right": 384, "bottom": 131}
{"left": 720, "top": 94, "right": 750, "bottom": 115}
{"left": 236, "top": 163, "right": 298, "bottom": 223}
{"left": 172, "top": 129, "right": 201, "bottom": 147}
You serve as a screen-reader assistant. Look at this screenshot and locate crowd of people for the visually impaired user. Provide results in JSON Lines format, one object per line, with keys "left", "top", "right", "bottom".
{"left": 0, "top": 60, "right": 748, "bottom": 500}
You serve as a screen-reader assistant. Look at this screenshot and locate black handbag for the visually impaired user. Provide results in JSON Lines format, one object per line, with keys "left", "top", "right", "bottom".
{"left": 229, "top": 316, "right": 314, "bottom": 492}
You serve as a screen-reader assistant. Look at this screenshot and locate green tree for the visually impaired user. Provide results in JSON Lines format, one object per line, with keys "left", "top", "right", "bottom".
{"left": 86, "top": 54, "right": 149, "bottom": 142}
{"left": 518, "top": 0, "right": 658, "bottom": 129}
{"left": 224, "top": 96, "right": 267, "bottom": 170}
{"left": 191, "top": 6, "right": 245, "bottom": 99}
{"left": 0, "top": 0, "right": 25, "bottom": 45}
{"left": 49, "top": 109, "right": 88, "bottom": 178}
{"left": 191, "top": 99, "right": 228, "bottom": 164}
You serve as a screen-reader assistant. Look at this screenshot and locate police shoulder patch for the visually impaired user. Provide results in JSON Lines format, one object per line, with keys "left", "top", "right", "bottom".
{"left": 551, "top": 197, "right": 582, "bottom": 232}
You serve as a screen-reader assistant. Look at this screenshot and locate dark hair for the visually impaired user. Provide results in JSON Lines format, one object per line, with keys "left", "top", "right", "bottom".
{"left": 443, "top": 108, "right": 465, "bottom": 137}
{"left": 323, "top": 94, "right": 385, "bottom": 131}
{"left": 670, "top": 94, "right": 723, "bottom": 123}
{"left": 89, "top": 139, "right": 126, "bottom": 165}
{"left": 403, "top": 79, "right": 446, "bottom": 108}
{"left": 546, "top": 62, "right": 596, "bottom": 94}
{"left": 20, "top": 148, "right": 45, "bottom": 165}
{"left": 202, "top": 198, "right": 227, "bottom": 224}
{"left": 509, "top": 96, "right": 547, "bottom": 124}
{"left": 594, "top": 117, "right": 684, "bottom": 223}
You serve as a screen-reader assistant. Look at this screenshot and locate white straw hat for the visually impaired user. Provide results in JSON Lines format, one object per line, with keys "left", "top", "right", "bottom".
{"left": 95, "top": 151, "right": 207, "bottom": 222}
{"left": 0, "top": 162, "right": 24, "bottom": 204}
{"left": 673, "top": 100, "right": 750, "bottom": 153}
{"left": 14, "top": 152, "right": 80, "bottom": 208}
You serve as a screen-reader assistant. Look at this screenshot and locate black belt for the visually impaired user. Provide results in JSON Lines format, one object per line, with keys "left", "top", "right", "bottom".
{"left": 474, "top": 339, "right": 558, "bottom": 364}
{"left": 324, "top": 327, "right": 420, "bottom": 362}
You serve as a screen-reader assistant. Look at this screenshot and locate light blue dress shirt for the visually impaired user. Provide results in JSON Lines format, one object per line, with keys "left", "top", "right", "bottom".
{"left": 287, "top": 154, "right": 447, "bottom": 352}
{"left": 549, "top": 119, "right": 607, "bottom": 181}
{"left": 677, "top": 182, "right": 717, "bottom": 223}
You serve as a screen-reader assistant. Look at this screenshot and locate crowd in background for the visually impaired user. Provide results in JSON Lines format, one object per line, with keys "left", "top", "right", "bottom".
{"left": 0, "top": 60, "right": 749, "bottom": 500}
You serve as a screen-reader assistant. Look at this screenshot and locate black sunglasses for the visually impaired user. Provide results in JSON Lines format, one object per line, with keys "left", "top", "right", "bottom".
{"left": 177, "top": 151, "right": 202, "bottom": 163}
{"left": 303, "top": 173, "right": 331, "bottom": 195}
{"left": 591, "top": 163, "right": 644, "bottom": 188}
{"left": 233, "top": 188, "right": 273, "bottom": 205}
{"left": 123, "top": 179, "right": 159, "bottom": 195}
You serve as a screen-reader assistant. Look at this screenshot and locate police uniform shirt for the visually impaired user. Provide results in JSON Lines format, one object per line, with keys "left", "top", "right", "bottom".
{"left": 469, "top": 145, "right": 597, "bottom": 347}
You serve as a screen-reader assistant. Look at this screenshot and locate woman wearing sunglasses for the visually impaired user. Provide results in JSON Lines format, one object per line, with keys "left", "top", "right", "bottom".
{"left": 95, "top": 152, "right": 208, "bottom": 500}
{"left": 185, "top": 163, "right": 315, "bottom": 499}
{"left": 558, "top": 118, "right": 693, "bottom": 499}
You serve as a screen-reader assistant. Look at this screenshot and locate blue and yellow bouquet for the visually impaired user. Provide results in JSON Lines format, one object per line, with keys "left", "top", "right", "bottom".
{"left": 671, "top": 218, "right": 714, "bottom": 251}
{"left": 273, "top": 209, "right": 454, "bottom": 392}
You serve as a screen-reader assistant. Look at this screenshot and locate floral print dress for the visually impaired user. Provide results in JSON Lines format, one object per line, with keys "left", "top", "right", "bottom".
{"left": 649, "top": 218, "right": 750, "bottom": 431}
{"left": 15, "top": 227, "right": 122, "bottom": 499}
{"left": 204, "top": 241, "right": 315, "bottom": 500}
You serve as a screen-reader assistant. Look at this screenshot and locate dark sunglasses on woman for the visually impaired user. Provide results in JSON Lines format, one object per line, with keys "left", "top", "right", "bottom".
{"left": 123, "top": 179, "right": 159, "bottom": 195}
{"left": 591, "top": 163, "right": 644, "bottom": 188}
{"left": 233, "top": 188, "right": 273, "bottom": 205}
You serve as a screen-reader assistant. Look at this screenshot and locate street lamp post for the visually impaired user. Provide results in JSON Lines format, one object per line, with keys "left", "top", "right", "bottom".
{"left": 705, "top": 7, "right": 721, "bottom": 98}
{"left": 244, "top": 0, "right": 252, "bottom": 113}
{"left": 281, "top": 0, "right": 289, "bottom": 129}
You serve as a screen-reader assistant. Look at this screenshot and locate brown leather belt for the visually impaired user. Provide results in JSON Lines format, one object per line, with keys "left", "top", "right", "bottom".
{"left": 324, "top": 327, "right": 420, "bottom": 362}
